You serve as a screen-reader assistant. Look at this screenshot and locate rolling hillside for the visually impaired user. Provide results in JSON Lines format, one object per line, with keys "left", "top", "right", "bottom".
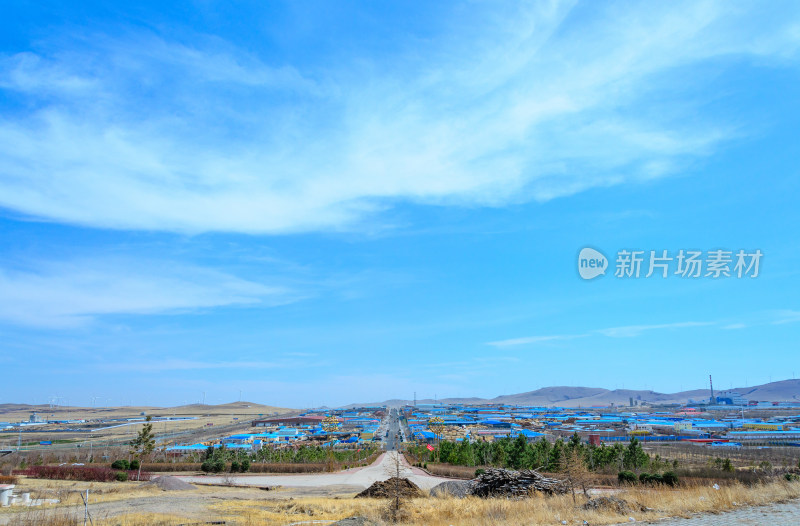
{"left": 359, "top": 379, "right": 800, "bottom": 408}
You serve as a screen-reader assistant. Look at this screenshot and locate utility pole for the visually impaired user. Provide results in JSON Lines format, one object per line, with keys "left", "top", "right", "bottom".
{"left": 80, "top": 489, "right": 92, "bottom": 526}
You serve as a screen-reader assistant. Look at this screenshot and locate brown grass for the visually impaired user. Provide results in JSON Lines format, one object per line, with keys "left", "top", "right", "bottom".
{"left": 93, "top": 513, "right": 190, "bottom": 525}
{"left": 4, "top": 509, "right": 188, "bottom": 526}
{"left": 0, "top": 477, "right": 164, "bottom": 509}
{"left": 207, "top": 479, "right": 800, "bottom": 525}
{"left": 3, "top": 474, "right": 799, "bottom": 526}
{"left": 141, "top": 459, "right": 376, "bottom": 474}
{"left": 3, "top": 507, "right": 80, "bottom": 526}
{"left": 424, "top": 463, "right": 476, "bottom": 478}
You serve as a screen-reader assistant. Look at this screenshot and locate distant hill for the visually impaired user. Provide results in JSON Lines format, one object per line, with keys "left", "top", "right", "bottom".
{"left": 354, "top": 379, "right": 800, "bottom": 408}
{"left": 720, "top": 379, "right": 800, "bottom": 402}
{"left": 492, "top": 387, "right": 609, "bottom": 405}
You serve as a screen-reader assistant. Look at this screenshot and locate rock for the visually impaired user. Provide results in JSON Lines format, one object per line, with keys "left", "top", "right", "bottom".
{"left": 583, "top": 496, "right": 631, "bottom": 514}
{"left": 430, "top": 480, "right": 475, "bottom": 498}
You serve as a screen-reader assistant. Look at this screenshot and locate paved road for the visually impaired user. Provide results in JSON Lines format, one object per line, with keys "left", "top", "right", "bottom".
{"left": 641, "top": 499, "right": 800, "bottom": 525}
{"left": 384, "top": 408, "right": 401, "bottom": 451}
{"left": 178, "top": 450, "right": 450, "bottom": 491}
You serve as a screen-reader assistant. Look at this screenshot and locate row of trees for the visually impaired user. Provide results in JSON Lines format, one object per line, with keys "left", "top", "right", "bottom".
{"left": 252, "top": 444, "right": 377, "bottom": 464}
{"left": 200, "top": 445, "right": 252, "bottom": 473}
{"left": 409, "top": 434, "right": 662, "bottom": 473}
{"left": 189, "top": 443, "right": 378, "bottom": 465}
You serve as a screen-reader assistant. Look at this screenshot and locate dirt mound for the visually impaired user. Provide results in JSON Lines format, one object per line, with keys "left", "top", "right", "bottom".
{"left": 146, "top": 475, "right": 196, "bottom": 491}
{"left": 430, "top": 480, "right": 475, "bottom": 498}
{"left": 583, "top": 496, "right": 630, "bottom": 513}
{"left": 355, "top": 477, "right": 424, "bottom": 499}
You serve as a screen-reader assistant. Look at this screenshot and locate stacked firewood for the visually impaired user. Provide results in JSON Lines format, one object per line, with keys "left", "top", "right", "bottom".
{"left": 471, "top": 468, "right": 568, "bottom": 497}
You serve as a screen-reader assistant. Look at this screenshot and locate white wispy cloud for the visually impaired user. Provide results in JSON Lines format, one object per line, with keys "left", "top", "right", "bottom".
{"left": 722, "top": 323, "right": 747, "bottom": 330}
{"left": 0, "top": 258, "right": 294, "bottom": 328}
{"left": 596, "top": 321, "right": 713, "bottom": 338}
{"left": 487, "top": 334, "right": 584, "bottom": 348}
{"left": 95, "top": 358, "right": 319, "bottom": 373}
{"left": 0, "top": 1, "right": 797, "bottom": 233}
{"left": 490, "top": 320, "right": 714, "bottom": 346}
{"left": 771, "top": 310, "right": 800, "bottom": 325}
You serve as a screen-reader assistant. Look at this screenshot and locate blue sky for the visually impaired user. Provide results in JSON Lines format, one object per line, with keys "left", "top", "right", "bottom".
{"left": 1, "top": 1, "right": 799, "bottom": 408}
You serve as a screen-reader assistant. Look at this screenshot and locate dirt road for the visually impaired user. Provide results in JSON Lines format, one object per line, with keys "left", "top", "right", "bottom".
{"left": 178, "top": 450, "right": 451, "bottom": 491}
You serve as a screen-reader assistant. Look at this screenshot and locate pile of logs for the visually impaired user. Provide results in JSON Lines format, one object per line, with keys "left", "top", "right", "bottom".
{"left": 471, "top": 468, "right": 568, "bottom": 497}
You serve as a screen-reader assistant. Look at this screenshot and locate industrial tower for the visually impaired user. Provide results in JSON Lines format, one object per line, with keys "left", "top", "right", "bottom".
{"left": 709, "top": 374, "right": 716, "bottom": 404}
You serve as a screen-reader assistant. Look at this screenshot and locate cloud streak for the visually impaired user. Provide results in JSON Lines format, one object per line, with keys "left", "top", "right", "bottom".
{"left": 95, "top": 358, "right": 321, "bottom": 373}
{"left": 489, "top": 320, "right": 714, "bottom": 347}
{"left": 487, "top": 334, "right": 584, "bottom": 348}
{"left": 0, "top": 258, "right": 294, "bottom": 328}
{"left": 596, "top": 321, "right": 713, "bottom": 338}
{"left": 0, "top": 2, "right": 797, "bottom": 233}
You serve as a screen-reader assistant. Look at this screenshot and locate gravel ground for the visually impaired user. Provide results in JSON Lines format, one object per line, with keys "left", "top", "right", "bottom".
{"left": 144, "top": 475, "right": 196, "bottom": 491}
{"left": 638, "top": 499, "right": 800, "bottom": 525}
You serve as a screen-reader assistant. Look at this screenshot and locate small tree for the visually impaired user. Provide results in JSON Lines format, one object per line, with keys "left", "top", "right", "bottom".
{"left": 111, "top": 459, "right": 130, "bottom": 470}
{"left": 548, "top": 439, "right": 564, "bottom": 471}
{"left": 622, "top": 438, "right": 648, "bottom": 471}
{"left": 506, "top": 435, "right": 527, "bottom": 469}
{"left": 662, "top": 471, "right": 679, "bottom": 486}
{"left": 427, "top": 417, "right": 445, "bottom": 463}
{"left": 130, "top": 416, "right": 155, "bottom": 481}
{"left": 560, "top": 447, "right": 590, "bottom": 503}
{"left": 383, "top": 448, "right": 409, "bottom": 523}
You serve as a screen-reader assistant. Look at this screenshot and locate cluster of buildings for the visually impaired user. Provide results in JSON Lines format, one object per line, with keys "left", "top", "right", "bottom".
{"left": 0, "top": 412, "right": 87, "bottom": 431}
{"left": 166, "top": 408, "right": 384, "bottom": 455}
{"left": 403, "top": 402, "right": 800, "bottom": 448}
{"left": 1, "top": 412, "right": 198, "bottom": 433}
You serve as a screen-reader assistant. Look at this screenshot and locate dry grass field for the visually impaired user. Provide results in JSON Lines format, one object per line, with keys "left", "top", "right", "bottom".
{"left": 0, "top": 401, "right": 290, "bottom": 423}
{"left": 203, "top": 481, "right": 800, "bottom": 525}
{"left": 0, "top": 402, "right": 292, "bottom": 454}
{"left": 2, "top": 475, "right": 800, "bottom": 525}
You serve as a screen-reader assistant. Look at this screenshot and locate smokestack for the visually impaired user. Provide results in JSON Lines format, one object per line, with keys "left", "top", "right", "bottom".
{"left": 709, "top": 375, "right": 715, "bottom": 404}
